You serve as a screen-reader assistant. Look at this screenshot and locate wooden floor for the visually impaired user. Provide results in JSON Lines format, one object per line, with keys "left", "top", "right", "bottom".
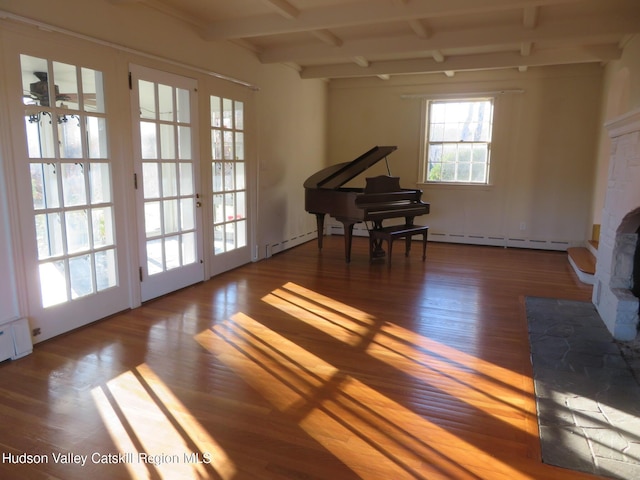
{"left": 0, "top": 237, "right": 601, "bottom": 480}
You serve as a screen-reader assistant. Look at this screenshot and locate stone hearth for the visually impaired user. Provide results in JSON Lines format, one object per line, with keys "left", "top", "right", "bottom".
{"left": 593, "top": 108, "right": 640, "bottom": 341}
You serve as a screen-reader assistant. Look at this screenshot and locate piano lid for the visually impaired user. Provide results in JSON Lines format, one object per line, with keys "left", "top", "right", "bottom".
{"left": 303, "top": 146, "right": 397, "bottom": 190}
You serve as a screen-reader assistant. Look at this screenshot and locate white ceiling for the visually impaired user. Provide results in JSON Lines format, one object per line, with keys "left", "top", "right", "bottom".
{"left": 109, "top": 0, "right": 640, "bottom": 80}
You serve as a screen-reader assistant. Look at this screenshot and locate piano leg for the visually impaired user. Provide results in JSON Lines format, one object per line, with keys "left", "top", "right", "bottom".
{"left": 370, "top": 220, "right": 386, "bottom": 259}
{"left": 314, "top": 213, "right": 326, "bottom": 249}
{"left": 340, "top": 221, "right": 356, "bottom": 263}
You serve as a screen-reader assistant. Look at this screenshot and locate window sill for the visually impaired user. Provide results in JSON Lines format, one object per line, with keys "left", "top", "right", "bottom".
{"left": 418, "top": 182, "right": 494, "bottom": 191}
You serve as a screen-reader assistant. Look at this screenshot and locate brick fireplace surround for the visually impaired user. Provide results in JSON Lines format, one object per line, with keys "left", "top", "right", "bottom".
{"left": 593, "top": 108, "right": 640, "bottom": 341}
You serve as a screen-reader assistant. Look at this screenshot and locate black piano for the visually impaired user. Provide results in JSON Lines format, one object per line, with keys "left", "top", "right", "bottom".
{"left": 304, "top": 146, "right": 430, "bottom": 262}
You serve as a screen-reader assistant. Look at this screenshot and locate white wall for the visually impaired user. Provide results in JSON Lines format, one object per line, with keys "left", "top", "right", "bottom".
{"left": 327, "top": 65, "right": 603, "bottom": 249}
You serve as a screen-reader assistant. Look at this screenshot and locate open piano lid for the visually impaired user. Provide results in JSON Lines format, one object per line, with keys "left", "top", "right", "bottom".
{"left": 303, "top": 146, "right": 397, "bottom": 189}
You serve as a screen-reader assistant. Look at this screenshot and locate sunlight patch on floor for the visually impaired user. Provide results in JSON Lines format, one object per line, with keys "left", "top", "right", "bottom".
{"left": 195, "top": 305, "right": 533, "bottom": 480}
{"left": 91, "top": 363, "right": 236, "bottom": 480}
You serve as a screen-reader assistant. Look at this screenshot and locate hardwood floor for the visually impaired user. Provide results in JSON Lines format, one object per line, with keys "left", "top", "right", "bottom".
{"left": 0, "top": 237, "right": 601, "bottom": 480}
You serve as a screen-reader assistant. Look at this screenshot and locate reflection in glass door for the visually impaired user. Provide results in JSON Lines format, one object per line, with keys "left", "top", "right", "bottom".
{"left": 131, "top": 66, "right": 204, "bottom": 302}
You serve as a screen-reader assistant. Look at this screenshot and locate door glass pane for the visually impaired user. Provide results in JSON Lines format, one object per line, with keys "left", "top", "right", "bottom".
{"left": 176, "top": 88, "right": 190, "bottom": 123}
{"left": 236, "top": 220, "right": 247, "bottom": 248}
{"left": 81, "top": 68, "right": 105, "bottom": 113}
{"left": 160, "top": 124, "right": 175, "bottom": 159}
{"left": 179, "top": 163, "right": 193, "bottom": 195}
{"left": 163, "top": 199, "right": 179, "bottom": 234}
{"left": 225, "top": 223, "right": 235, "bottom": 250}
{"left": 224, "top": 162, "right": 235, "bottom": 190}
{"left": 236, "top": 162, "right": 245, "bottom": 190}
{"left": 158, "top": 84, "right": 173, "bottom": 122}
{"left": 140, "top": 121, "right": 158, "bottom": 159}
{"left": 87, "top": 116, "right": 108, "bottom": 158}
{"left": 69, "top": 254, "right": 93, "bottom": 299}
{"left": 213, "top": 194, "right": 224, "bottom": 224}
{"left": 212, "top": 162, "right": 222, "bottom": 191}
{"left": 236, "top": 192, "right": 246, "bottom": 219}
{"left": 224, "top": 193, "right": 235, "bottom": 221}
{"left": 222, "top": 98, "right": 232, "bottom": 128}
{"left": 65, "top": 210, "right": 90, "bottom": 253}
{"left": 210, "top": 96, "right": 221, "bottom": 127}
{"left": 143, "top": 163, "right": 160, "bottom": 198}
{"left": 21, "top": 55, "right": 50, "bottom": 106}
{"left": 212, "top": 130, "right": 222, "bottom": 160}
{"left": 165, "top": 236, "right": 180, "bottom": 270}
{"left": 35, "top": 213, "right": 63, "bottom": 259}
{"left": 40, "top": 260, "right": 68, "bottom": 307}
{"left": 147, "top": 239, "right": 163, "bottom": 274}
{"left": 235, "top": 132, "right": 244, "bottom": 160}
{"left": 58, "top": 117, "right": 83, "bottom": 158}
{"left": 182, "top": 232, "right": 195, "bottom": 264}
{"left": 89, "top": 163, "right": 112, "bottom": 204}
{"left": 92, "top": 207, "right": 114, "bottom": 247}
{"left": 214, "top": 225, "right": 223, "bottom": 254}
{"left": 52, "top": 62, "right": 78, "bottom": 109}
{"left": 180, "top": 198, "right": 194, "bottom": 230}
{"left": 223, "top": 131, "right": 234, "bottom": 160}
{"left": 144, "top": 201, "right": 162, "bottom": 236}
{"left": 95, "top": 249, "right": 117, "bottom": 291}
{"left": 235, "top": 101, "right": 244, "bottom": 130}
{"left": 162, "top": 162, "right": 177, "bottom": 197}
{"left": 139, "top": 80, "right": 156, "bottom": 119}
{"left": 25, "top": 115, "right": 55, "bottom": 158}
{"left": 61, "top": 163, "right": 87, "bottom": 206}
{"left": 178, "top": 126, "right": 191, "bottom": 159}
{"left": 31, "top": 163, "right": 60, "bottom": 209}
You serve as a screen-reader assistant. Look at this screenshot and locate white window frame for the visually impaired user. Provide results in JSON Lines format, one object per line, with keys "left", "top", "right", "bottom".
{"left": 420, "top": 97, "right": 494, "bottom": 185}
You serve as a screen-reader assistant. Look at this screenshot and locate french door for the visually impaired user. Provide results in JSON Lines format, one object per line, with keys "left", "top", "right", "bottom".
{"left": 11, "top": 52, "right": 131, "bottom": 342}
{"left": 130, "top": 65, "right": 204, "bottom": 302}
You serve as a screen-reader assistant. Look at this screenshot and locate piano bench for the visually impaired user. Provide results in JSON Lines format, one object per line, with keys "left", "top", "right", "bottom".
{"left": 368, "top": 224, "right": 429, "bottom": 266}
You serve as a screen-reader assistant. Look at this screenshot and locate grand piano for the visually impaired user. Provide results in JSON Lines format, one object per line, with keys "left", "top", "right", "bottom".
{"left": 304, "top": 146, "right": 430, "bottom": 262}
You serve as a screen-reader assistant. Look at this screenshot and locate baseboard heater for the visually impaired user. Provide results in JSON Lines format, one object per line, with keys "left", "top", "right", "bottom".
{"left": 0, "top": 317, "right": 33, "bottom": 362}
{"left": 329, "top": 225, "right": 572, "bottom": 251}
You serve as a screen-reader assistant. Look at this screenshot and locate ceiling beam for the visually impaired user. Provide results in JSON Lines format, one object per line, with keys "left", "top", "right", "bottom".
{"left": 310, "top": 29, "right": 343, "bottom": 46}
{"left": 432, "top": 51, "right": 445, "bottom": 63}
{"left": 523, "top": 6, "right": 538, "bottom": 29}
{"left": 299, "top": 44, "right": 622, "bottom": 79}
{"left": 408, "top": 19, "right": 431, "bottom": 38}
{"left": 258, "top": 11, "right": 640, "bottom": 64}
{"left": 260, "top": 0, "right": 299, "bottom": 19}
{"left": 353, "top": 56, "right": 370, "bottom": 68}
{"left": 202, "top": 0, "right": 584, "bottom": 40}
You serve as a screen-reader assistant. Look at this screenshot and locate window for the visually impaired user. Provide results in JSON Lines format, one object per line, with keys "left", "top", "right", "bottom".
{"left": 423, "top": 98, "right": 494, "bottom": 184}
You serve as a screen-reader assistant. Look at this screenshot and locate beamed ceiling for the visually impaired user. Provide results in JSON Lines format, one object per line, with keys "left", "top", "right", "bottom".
{"left": 109, "top": 0, "right": 640, "bottom": 80}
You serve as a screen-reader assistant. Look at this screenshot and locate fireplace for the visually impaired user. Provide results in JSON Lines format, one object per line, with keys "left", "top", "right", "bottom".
{"left": 593, "top": 108, "right": 640, "bottom": 341}
{"left": 634, "top": 227, "right": 640, "bottom": 299}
